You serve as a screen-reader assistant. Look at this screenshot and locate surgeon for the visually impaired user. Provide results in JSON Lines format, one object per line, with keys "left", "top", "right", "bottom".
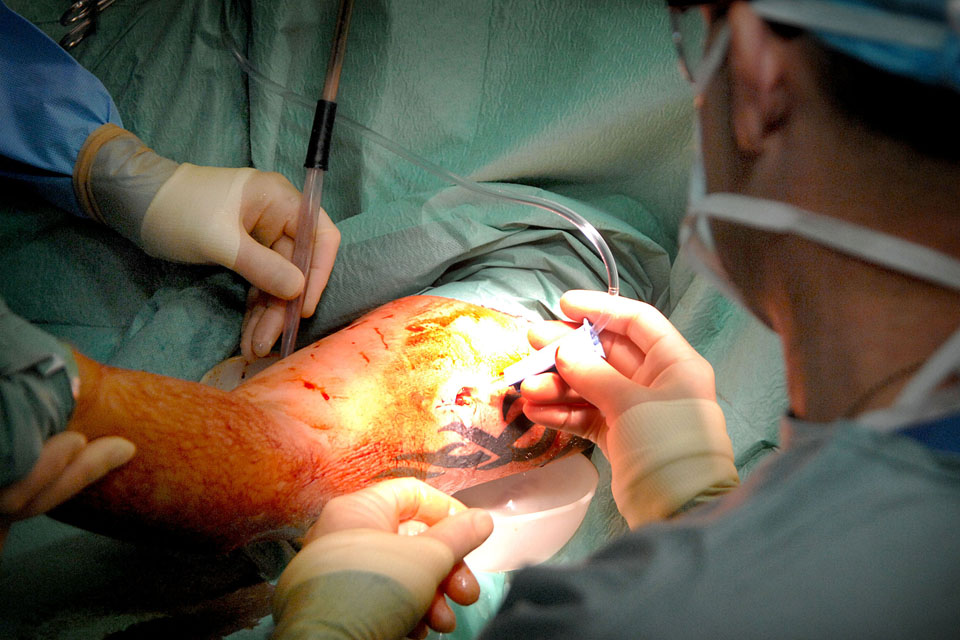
{"left": 268, "top": 0, "right": 960, "bottom": 637}
{"left": 0, "top": 2, "right": 339, "bottom": 549}
{"left": 0, "top": 1, "right": 340, "bottom": 361}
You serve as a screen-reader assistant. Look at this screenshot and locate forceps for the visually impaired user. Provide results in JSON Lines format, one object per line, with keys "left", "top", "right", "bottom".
{"left": 59, "top": 0, "right": 117, "bottom": 50}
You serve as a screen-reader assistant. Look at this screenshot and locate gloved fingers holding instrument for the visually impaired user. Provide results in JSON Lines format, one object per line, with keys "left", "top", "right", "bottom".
{"left": 73, "top": 124, "right": 341, "bottom": 361}
{"left": 520, "top": 290, "right": 738, "bottom": 528}
{"left": 272, "top": 478, "right": 493, "bottom": 640}
{"left": 237, "top": 172, "right": 340, "bottom": 361}
{"left": 521, "top": 289, "right": 719, "bottom": 428}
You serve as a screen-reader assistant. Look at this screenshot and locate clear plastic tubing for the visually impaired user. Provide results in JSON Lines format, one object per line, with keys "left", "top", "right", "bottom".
{"left": 223, "top": 25, "right": 619, "bottom": 333}
{"left": 280, "top": 0, "right": 354, "bottom": 358}
{"left": 279, "top": 167, "right": 325, "bottom": 357}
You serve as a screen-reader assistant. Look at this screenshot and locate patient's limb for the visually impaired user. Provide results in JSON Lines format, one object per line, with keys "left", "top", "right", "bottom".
{"left": 56, "top": 295, "right": 588, "bottom": 550}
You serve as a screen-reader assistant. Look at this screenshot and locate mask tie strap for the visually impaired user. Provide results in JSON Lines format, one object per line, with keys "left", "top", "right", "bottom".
{"left": 697, "top": 194, "right": 960, "bottom": 292}
{"left": 894, "top": 326, "right": 960, "bottom": 408}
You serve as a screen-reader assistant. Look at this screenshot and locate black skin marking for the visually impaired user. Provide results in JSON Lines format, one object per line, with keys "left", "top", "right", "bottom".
{"left": 372, "top": 442, "right": 492, "bottom": 481}
{"left": 377, "top": 388, "right": 583, "bottom": 480}
{"left": 444, "top": 418, "right": 557, "bottom": 470}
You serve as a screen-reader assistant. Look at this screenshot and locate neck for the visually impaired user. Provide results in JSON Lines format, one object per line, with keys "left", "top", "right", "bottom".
{"left": 767, "top": 233, "right": 960, "bottom": 422}
{"left": 741, "top": 101, "right": 960, "bottom": 421}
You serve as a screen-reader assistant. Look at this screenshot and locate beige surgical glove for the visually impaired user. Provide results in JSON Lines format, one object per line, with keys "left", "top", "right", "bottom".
{"left": 520, "top": 290, "right": 738, "bottom": 529}
{"left": 272, "top": 478, "right": 493, "bottom": 640}
{"left": 73, "top": 124, "right": 340, "bottom": 358}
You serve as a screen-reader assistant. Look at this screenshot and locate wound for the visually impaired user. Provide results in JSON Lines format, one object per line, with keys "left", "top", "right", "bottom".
{"left": 454, "top": 386, "right": 476, "bottom": 406}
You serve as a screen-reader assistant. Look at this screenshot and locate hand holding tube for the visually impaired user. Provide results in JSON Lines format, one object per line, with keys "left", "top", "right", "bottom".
{"left": 520, "top": 290, "right": 738, "bottom": 528}
{"left": 72, "top": 124, "right": 340, "bottom": 360}
{"left": 272, "top": 478, "right": 493, "bottom": 640}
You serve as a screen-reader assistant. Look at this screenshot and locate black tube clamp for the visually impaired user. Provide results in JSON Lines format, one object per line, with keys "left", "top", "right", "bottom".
{"left": 304, "top": 99, "right": 338, "bottom": 170}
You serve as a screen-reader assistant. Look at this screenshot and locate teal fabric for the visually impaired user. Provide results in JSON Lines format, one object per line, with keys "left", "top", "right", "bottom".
{"left": 0, "top": 1, "right": 785, "bottom": 638}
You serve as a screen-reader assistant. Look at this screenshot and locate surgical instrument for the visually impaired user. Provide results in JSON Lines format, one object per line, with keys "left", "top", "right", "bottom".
{"left": 59, "top": 0, "right": 116, "bottom": 50}
{"left": 279, "top": 0, "right": 355, "bottom": 358}
{"left": 499, "top": 319, "right": 605, "bottom": 389}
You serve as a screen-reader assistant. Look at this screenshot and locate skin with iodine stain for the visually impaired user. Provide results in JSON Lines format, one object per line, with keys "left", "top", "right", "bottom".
{"left": 55, "top": 295, "right": 589, "bottom": 550}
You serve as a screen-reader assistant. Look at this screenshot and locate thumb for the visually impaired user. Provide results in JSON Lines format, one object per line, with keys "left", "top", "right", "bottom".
{"left": 555, "top": 341, "right": 652, "bottom": 419}
{"left": 421, "top": 509, "right": 494, "bottom": 564}
{"left": 233, "top": 235, "right": 304, "bottom": 300}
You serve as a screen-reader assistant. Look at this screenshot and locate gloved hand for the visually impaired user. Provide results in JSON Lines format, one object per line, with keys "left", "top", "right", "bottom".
{"left": 0, "top": 431, "right": 135, "bottom": 552}
{"left": 272, "top": 478, "right": 494, "bottom": 640}
{"left": 72, "top": 124, "right": 340, "bottom": 360}
{"left": 520, "top": 290, "right": 738, "bottom": 529}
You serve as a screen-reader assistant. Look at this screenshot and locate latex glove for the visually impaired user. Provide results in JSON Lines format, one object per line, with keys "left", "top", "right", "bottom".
{"left": 0, "top": 431, "right": 135, "bottom": 552}
{"left": 73, "top": 124, "right": 340, "bottom": 359}
{"left": 272, "top": 478, "right": 493, "bottom": 640}
{"left": 520, "top": 290, "right": 738, "bottom": 529}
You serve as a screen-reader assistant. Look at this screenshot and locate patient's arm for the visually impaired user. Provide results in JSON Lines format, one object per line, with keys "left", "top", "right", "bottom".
{"left": 55, "top": 295, "right": 588, "bottom": 550}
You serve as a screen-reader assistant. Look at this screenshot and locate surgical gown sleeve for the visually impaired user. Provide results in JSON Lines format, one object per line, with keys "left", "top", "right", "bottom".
{"left": 477, "top": 421, "right": 960, "bottom": 639}
{"left": 0, "top": 297, "right": 78, "bottom": 488}
{"left": 0, "top": 0, "right": 122, "bottom": 216}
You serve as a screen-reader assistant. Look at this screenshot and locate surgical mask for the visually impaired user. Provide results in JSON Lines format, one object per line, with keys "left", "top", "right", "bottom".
{"left": 676, "top": 15, "right": 960, "bottom": 425}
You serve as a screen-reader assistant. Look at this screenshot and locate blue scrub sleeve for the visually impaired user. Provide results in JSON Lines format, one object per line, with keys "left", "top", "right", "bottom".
{"left": 0, "top": 1, "right": 122, "bottom": 216}
{"left": 0, "top": 298, "right": 79, "bottom": 488}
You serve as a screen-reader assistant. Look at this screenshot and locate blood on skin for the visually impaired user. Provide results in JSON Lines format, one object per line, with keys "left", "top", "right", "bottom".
{"left": 301, "top": 380, "right": 331, "bottom": 400}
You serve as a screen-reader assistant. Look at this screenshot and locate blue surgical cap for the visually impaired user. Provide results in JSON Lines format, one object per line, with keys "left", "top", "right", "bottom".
{"left": 751, "top": 0, "right": 960, "bottom": 92}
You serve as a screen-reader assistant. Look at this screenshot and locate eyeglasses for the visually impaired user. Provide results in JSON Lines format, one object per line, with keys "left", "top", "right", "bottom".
{"left": 666, "top": 1, "right": 731, "bottom": 84}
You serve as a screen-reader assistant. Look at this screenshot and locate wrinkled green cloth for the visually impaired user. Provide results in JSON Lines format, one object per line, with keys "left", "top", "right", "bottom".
{"left": 0, "top": 1, "right": 784, "bottom": 638}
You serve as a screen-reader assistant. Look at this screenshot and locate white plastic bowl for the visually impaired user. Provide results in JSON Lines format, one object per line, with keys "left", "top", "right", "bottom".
{"left": 453, "top": 452, "right": 598, "bottom": 573}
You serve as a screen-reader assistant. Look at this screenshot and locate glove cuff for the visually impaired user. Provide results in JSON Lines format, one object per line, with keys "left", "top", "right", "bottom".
{"left": 273, "top": 572, "right": 421, "bottom": 640}
{"left": 275, "top": 528, "right": 454, "bottom": 614}
{"left": 608, "top": 399, "right": 739, "bottom": 529}
{"left": 72, "top": 123, "right": 178, "bottom": 243}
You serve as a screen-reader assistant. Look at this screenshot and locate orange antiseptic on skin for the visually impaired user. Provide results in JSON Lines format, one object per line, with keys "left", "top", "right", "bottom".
{"left": 59, "top": 296, "right": 589, "bottom": 550}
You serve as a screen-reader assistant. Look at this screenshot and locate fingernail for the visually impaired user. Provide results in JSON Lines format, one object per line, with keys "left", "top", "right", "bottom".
{"left": 452, "top": 571, "right": 471, "bottom": 592}
{"left": 472, "top": 509, "right": 494, "bottom": 535}
{"left": 110, "top": 439, "right": 137, "bottom": 465}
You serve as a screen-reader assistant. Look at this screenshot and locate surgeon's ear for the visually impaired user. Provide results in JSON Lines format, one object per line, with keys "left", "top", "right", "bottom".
{"left": 726, "top": 2, "right": 793, "bottom": 155}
